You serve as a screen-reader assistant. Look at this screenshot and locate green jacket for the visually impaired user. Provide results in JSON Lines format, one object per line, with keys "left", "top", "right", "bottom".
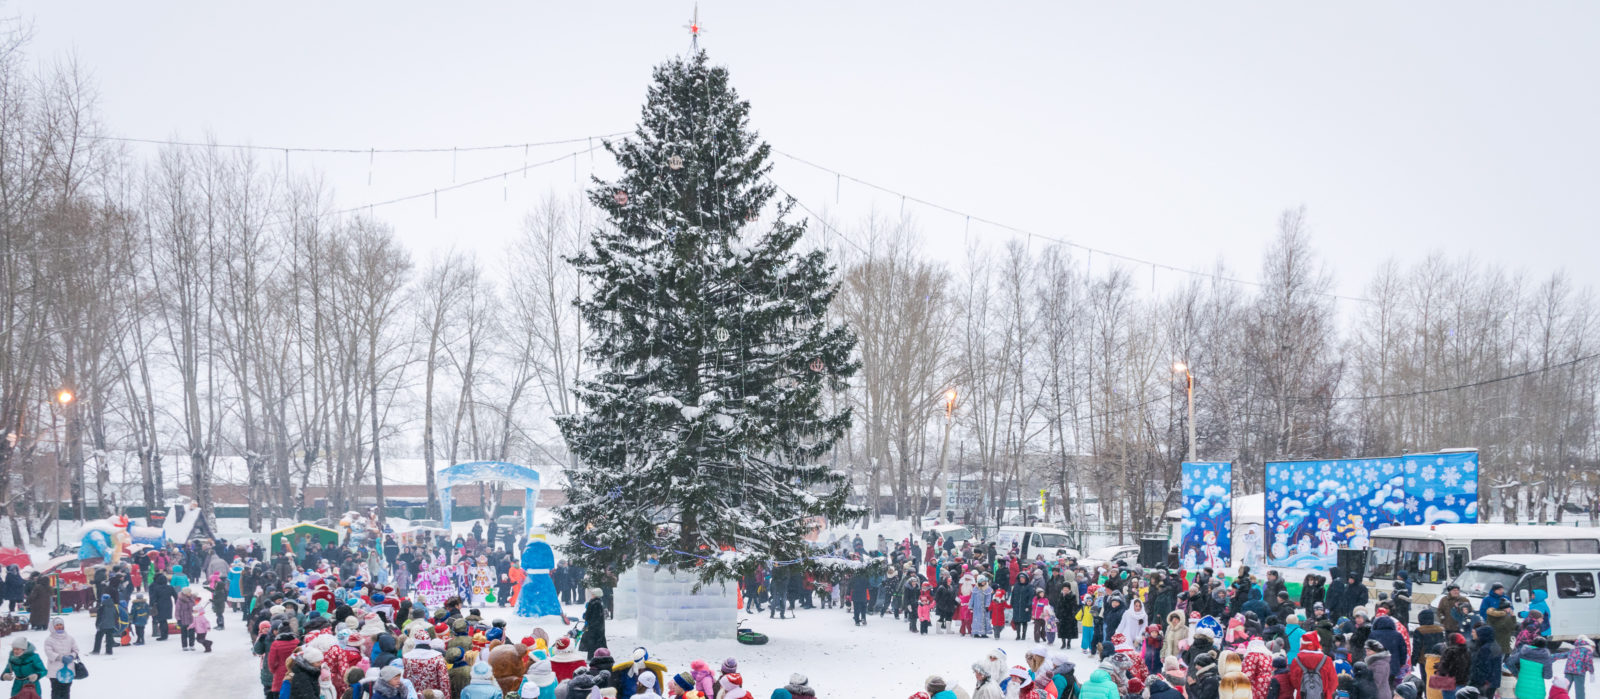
{"left": 1081, "top": 669, "right": 1121, "bottom": 699}
{"left": 7, "top": 643, "right": 46, "bottom": 696}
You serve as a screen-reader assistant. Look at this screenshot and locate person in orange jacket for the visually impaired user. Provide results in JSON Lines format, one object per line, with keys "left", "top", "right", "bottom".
{"left": 508, "top": 565, "right": 526, "bottom": 607}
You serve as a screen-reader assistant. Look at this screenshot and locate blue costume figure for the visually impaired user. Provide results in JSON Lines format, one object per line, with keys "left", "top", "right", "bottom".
{"left": 515, "top": 540, "right": 566, "bottom": 619}
{"left": 226, "top": 561, "right": 244, "bottom": 605}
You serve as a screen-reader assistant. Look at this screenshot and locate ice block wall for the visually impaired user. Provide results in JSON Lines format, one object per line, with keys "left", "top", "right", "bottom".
{"left": 633, "top": 566, "right": 737, "bottom": 642}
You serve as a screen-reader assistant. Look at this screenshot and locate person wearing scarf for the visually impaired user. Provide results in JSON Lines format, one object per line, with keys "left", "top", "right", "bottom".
{"left": 42, "top": 617, "right": 80, "bottom": 698}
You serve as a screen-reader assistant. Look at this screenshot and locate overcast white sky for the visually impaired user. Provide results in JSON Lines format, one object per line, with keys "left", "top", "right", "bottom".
{"left": 14, "top": 2, "right": 1600, "bottom": 304}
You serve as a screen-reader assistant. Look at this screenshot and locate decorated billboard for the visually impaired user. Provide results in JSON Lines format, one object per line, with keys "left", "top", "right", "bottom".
{"left": 1178, "top": 461, "right": 1233, "bottom": 571}
{"left": 1265, "top": 451, "right": 1479, "bottom": 569}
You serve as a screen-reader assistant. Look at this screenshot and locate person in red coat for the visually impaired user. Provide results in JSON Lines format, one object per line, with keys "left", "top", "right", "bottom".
{"left": 548, "top": 636, "right": 587, "bottom": 681}
{"left": 1269, "top": 656, "right": 1294, "bottom": 699}
{"left": 990, "top": 589, "right": 1011, "bottom": 633}
{"left": 1288, "top": 634, "right": 1338, "bottom": 699}
{"left": 267, "top": 630, "right": 300, "bottom": 696}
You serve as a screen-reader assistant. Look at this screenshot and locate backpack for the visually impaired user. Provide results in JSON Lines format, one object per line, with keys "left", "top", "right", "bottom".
{"left": 1299, "top": 656, "right": 1327, "bottom": 699}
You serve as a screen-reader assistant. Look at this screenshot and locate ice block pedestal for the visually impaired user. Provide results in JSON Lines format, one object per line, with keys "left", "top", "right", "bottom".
{"left": 633, "top": 566, "right": 737, "bottom": 643}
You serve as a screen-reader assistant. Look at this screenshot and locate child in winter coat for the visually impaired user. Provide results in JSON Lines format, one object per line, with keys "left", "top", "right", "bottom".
{"left": 918, "top": 589, "right": 934, "bottom": 635}
{"left": 1267, "top": 656, "right": 1292, "bottom": 699}
{"left": 1142, "top": 625, "right": 1165, "bottom": 676}
{"left": 1032, "top": 590, "right": 1051, "bottom": 643}
{"left": 130, "top": 591, "right": 151, "bottom": 645}
{"left": 1043, "top": 603, "right": 1059, "bottom": 646}
{"left": 991, "top": 590, "right": 1012, "bottom": 640}
{"left": 1078, "top": 599, "right": 1097, "bottom": 655}
{"left": 1552, "top": 675, "right": 1573, "bottom": 699}
{"left": 191, "top": 603, "right": 214, "bottom": 653}
{"left": 1564, "top": 636, "right": 1593, "bottom": 699}
{"left": 959, "top": 592, "right": 973, "bottom": 636}
{"left": 689, "top": 659, "right": 716, "bottom": 698}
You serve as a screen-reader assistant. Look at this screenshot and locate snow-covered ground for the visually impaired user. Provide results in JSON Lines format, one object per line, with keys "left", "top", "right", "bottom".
{"left": 35, "top": 591, "right": 1097, "bottom": 699}
{"left": 10, "top": 604, "right": 254, "bottom": 698}
{"left": 596, "top": 600, "right": 1098, "bottom": 698}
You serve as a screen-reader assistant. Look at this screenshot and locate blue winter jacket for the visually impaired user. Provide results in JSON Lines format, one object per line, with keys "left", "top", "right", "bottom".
{"left": 1527, "top": 590, "right": 1551, "bottom": 636}
{"left": 1469, "top": 626, "right": 1503, "bottom": 691}
{"left": 1478, "top": 590, "right": 1507, "bottom": 617}
{"left": 1368, "top": 616, "right": 1408, "bottom": 681}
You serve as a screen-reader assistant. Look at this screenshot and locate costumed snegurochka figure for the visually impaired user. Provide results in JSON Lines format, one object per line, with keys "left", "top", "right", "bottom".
{"left": 514, "top": 540, "right": 568, "bottom": 622}
{"left": 227, "top": 559, "right": 244, "bottom": 609}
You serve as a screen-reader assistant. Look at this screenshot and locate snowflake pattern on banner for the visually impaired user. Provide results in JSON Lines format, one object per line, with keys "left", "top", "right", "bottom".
{"left": 1265, "top": 451, "right": 1479, "bottom": 569}
{"left": 1178, "top": 461, "right": 1233, "bottom": 571}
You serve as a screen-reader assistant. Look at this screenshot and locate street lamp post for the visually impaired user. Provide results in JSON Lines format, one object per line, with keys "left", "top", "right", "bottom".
{"left": 1173, "top": 363, "right": 1195, "bottom": 462}
{"left": 933, "top": 389, "right": 957, "bottom": 526}
{"left": 54, "top": 389, "right": 74, "bottom": 546}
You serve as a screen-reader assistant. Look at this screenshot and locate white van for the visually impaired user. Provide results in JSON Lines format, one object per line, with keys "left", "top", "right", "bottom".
{"left": 1365, "top": 523, "right": 1600, "bottom": 604}
{"left": 994, "top": 526, "right": 1081, "bottom": 562}
{"left": 1452, "top": 553, "right": 1600, "bottom": 642}
{"left": 924, "top": 523, "right": 977, "bottom": 548}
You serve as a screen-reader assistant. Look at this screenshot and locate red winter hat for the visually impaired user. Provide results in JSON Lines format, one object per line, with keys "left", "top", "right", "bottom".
{"left": 1301, "top": 633, "right": 1321, "bottom": 652}
{"left": 433, "top": 623, "right": 448, "bottom": 634}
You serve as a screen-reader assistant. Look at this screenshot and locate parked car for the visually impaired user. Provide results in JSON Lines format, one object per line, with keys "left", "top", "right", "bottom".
{"left": 1081, "top": 544, "right": 1141, "bottom": 569}
{"left": 923, "top": 523, "right": 977, "bottom": 548}
{"left": 993, "top": 526, "right": 1081, "bottom": 561}
{"left": 494, "top": 514, "right": 526, "bottom": 535}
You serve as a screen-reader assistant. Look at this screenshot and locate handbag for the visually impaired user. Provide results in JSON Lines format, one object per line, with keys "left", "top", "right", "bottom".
{"left": 1426, "top": 674, "right": 1455, "bottom": 691}
{"left": 72, "top": 659, "right": 88, "bottom": 680}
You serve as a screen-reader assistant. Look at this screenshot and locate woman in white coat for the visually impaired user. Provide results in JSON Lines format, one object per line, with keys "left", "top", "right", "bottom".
{"left": 1116, "top": 597, "right": 1150, "bottom": 646}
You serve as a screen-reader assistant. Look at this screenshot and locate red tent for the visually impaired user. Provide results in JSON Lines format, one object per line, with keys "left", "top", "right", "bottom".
{"left": 0, "top": 548, "right": 30, "bottom": 570}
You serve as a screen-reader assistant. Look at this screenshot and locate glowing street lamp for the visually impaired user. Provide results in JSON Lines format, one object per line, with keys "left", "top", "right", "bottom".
{"left": 1173, "top": 362, "right": 1195, "bottom": 462}
{"left": 56, "top": 389, "right": 74, "bottom": 405}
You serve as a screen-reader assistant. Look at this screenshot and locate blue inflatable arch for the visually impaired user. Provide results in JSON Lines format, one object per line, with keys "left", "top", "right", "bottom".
{"left": 437, "top": 461, "right": 543, "bottom": 538}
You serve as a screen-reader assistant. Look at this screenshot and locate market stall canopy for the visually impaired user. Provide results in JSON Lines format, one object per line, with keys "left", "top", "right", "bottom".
{"left": 0, "top": 547, "right": 31, "bottom": 570}
{"left": 270, "top": 522, "right": 341, "bottom": 554}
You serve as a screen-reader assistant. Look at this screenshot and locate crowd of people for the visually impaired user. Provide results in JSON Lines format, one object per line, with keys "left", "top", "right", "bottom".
{"left": 787, "top": 532, "right": 1595, "bottom": 699}
{"left": 0, "top": 519, "right": 1595, "bottom": 699}
{"left": 0, "top": 531, "right": 255, "bottom": 698}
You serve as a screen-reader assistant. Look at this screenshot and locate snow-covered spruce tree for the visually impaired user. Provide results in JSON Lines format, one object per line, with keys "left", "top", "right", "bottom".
{"left": 554, "top": 51, "right": 860, "bottom": 584}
